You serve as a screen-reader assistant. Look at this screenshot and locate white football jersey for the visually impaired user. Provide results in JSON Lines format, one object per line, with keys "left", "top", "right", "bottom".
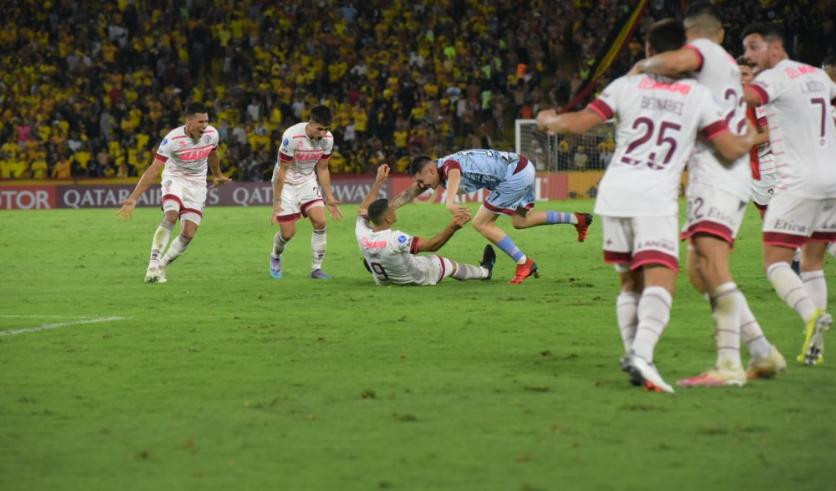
{"left": 753, "top": 106, "right": 775, "bottom": 176}
{"left": 685, "top": 38, "right": 752, "bottom": 201}
{"left": 589, "top": 74, "right": 727, "bottom": 217}
{"left": 355, "top": 216, "right": 437, "bottom": 285}
{"left": 272, "top": 122, "right": 334, "bottom": 185}
{"left": 751, "top": 59, "right": 836, "bottom": 198}
{"left": 156, "top": 125, "right": 219, "bottom": 183}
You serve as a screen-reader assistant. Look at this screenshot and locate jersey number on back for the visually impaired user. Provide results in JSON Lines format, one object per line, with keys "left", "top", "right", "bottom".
{"left": 623, "top": 117, "right": 682, "bottom": 169}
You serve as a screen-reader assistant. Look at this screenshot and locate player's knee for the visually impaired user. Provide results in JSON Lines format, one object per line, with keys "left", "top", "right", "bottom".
{"left": 511, "top": 218, "right": 527, "bottom": 230}
{"left": 311, "top": 219, "right": 327, "bottom": 230}
{"left": 164, "top": 212, "right": 178, "bottom": 224}
{"left": 181, "top": 229, "right": 196, "bottom": 241}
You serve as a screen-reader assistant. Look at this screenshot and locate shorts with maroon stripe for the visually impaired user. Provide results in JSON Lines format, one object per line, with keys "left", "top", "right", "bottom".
{"left": 762, "top": 194, "right": 836, "bottom": 248}
{"left": 601, "top": 215, "right": 679, "bottom": 273}
{"left": 681, "top": 182, "right": 748, "bottom": 246}
{"left": 161, "top": 176, "right": 207, "bottom": 224}
{"left": 276, "top": 178, "right": 324, "bottom": 223}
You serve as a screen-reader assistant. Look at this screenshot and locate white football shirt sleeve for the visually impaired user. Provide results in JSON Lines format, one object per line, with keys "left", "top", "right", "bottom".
{"left": 390, "top": 230, "right": 419, "bottom": 255}
{"left": 696, "top": 88, "right": 729, "bottom": 141}
{"left": 750, "top": 67, "right": 785, "bottom": 105}
{"left": 278, "top": 130, "right": 296, "bottom": 162}
{"left": 155, "top": 136, "right": 174, "bottom": 163}
{"left": 585, "top": 77, "right": 623, "bottom": 121}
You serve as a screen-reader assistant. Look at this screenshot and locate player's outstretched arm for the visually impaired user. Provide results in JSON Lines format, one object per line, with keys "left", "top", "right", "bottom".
{"left": 709, "top": 121, "right": 757, "bottom": 163}
{"left": 390, "top": 181, "right": 427, "bottom": 209}
{"left": 316, "top": 158, "right": 343, "bottom": 220}
{"left": 631, "top": 47, "right": 702, "bottom": 77}
{"left": 116, "top": 159, "right": 164, "bottom": 220}
{"left": 208, "top": 149, "right": 230, "bottom": 187}
{"left": 443, "top": 168, "right": 468, "bottom": 216}
{"left": 414, "top": 212, "right": 470, "bottom": 253}
{"left": 358, "top": 164, "right": 389, "bottom": 216}
{"left": 536, "top": 108, "right": 604, "bottom": 135}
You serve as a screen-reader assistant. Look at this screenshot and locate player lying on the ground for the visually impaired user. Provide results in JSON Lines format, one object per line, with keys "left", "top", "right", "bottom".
{"left": 356, "top": 164, "right": 495, "bottom": 286}
{"left": 537, "top": 18, "right": 756, "bottom": 393}
{"left": 116, "top": 102, "right": 230, "bottom": 283}
{"left": 405, "top": 150, "right": 592, "bottom": 284}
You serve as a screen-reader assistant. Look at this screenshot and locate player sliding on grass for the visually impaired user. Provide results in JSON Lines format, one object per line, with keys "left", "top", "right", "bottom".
{"left": 406, "top": 151, "right": 592, "bottom": 284}
{"left": 116, "top": 102, "right": 230, "bottom": 283}
{"left": 356, "top": 164, "right": 495, "bottom": 286}
{"left": 537, "top": 18, "right": 756, "bottom": 393}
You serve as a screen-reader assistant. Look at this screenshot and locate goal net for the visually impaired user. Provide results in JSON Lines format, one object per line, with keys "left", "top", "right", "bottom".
{"left": 515, "top": 119, "right": 616, "bottom": 172}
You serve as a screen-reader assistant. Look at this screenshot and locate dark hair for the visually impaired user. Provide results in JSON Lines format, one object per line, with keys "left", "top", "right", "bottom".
{"left": 736, "top": 56, "right": 756, "bottom": 67}
{"left": 647, "top": 19, "right": 686, "bottom": 54}
{"left": 185, "top": 102, "right": 208, "bottom": 116}
{"left": 409, "top": 155, "right": 433, "bottom": 175}
{"left": 310, "top": 105, "right": 333, "bottom": 126}
{"left": 823, "top": 54, "right": 836, "bottom": 67}
{"left": 742, "top": 23, "right": 785, "bottom": 44}
{"left": 368, "top": 198, "right": 390, "bottom": 225}
{"left": 683, "top": 1, "right": 722, "bottom": 23}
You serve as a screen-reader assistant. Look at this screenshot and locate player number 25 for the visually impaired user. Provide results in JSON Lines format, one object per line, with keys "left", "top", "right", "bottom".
{"left": 624, "top": 117, "right": 682, "bottom": 169}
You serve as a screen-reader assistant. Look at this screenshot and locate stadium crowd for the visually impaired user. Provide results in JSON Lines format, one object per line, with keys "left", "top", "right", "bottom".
{"left": 0, "top": 0, "right": 832, "bottom": 180}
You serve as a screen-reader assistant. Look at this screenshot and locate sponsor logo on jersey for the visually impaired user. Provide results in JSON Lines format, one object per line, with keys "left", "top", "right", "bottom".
{"left": 398, "top": 235, "right": 407, "bottom": 244}
{"left": 162, "top": 138, "right": 168, "bottom": 145}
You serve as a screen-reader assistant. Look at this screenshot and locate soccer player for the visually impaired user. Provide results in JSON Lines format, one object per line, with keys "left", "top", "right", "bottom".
{"left": 356, "top": 164, "right": 496, "bottom": 286}
{"left": 630, "top": 3, "right": 784, "bottom": 386}
{"left": 742, "top": 23, "right": 836, "bottom": 365}
{"left": 537, "top": 18, "right": 756, "bottom": 393}
{"left": 739, "top": 56, "right": 776, "bottom": 218}
{"left": 117, "top": 102, "right": 229, "bottom": 283}
{"left": 268, "top": 106, "right": 343, "bottom": 279}
{"left": 406, "top": 151, "right": 592, "bottom": 284}
{"left": 822, "top": 55, "right": 836, "bottom": 260}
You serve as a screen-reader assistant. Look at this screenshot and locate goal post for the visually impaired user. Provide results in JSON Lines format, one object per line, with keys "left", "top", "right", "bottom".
{"left": 514, "top": 119, "right": 616, "bottom": 172}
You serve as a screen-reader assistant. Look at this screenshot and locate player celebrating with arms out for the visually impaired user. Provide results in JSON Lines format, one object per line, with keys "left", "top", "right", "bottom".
{"left": 268, "top": 105, "right": 342, "bottom": 280}
{"left": 356, "top": 164, "right": 495, "bottom": 286}
{"left": 405, "top": 151, "right": 592, "bottom": 284}
{"left": 117, "top": 102, "right": 230, "bottom": 283}
{"left": 537, "top": 18, "right": 755, "bottom": 393}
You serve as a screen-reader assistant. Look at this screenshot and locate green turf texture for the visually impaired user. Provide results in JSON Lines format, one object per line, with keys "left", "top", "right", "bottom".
{"left": 1, "top": 201, "right": 834, "bottom": 491}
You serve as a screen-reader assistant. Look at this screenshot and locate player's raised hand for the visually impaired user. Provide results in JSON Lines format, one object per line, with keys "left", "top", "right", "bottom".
{"left": 375, "top": 164, "right": 390, "bottom": 184}
{"left": 451, "top": 211, "right": 471, "bottom": 229}
{"left": 116, "top": 198, "right": 136, "bottom": 221}
{"left": 447, "top": 203, "right": 469, "bottom": 217}
{"left": 211, "top": 174, "right": 231, "bottom": 188}
{"left": 327, "top": 200, "right": 343, "bottom": 220}
{"left": 536, "top": 108, "right": 559, "bottom": 133}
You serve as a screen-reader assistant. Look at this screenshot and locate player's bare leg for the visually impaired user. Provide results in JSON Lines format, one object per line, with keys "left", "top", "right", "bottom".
{"left": 473, "top": 206, "right": 537, "bottom": 284}
{"left": 306, "top": 206, "right": 330, "bottom": 279}
{"left": 158, "top": 218, "right": 198, "bottom": 282}
{"left": 145, "top": 210, "right": 177, "bottom": 283}
{"left": 765, "top": 244, "right": 829, "bottom": 365}
{"left": 270, "top": 220, "right": 296, "bottom": 279}
{"left": 625, "top": 265, "right": 676, "bottom": 393}
{"left": 799, "top": 242, "right": 831, "bottom": 364}
{"left": 510, "top": 210, "right": 594, "bottom": 242}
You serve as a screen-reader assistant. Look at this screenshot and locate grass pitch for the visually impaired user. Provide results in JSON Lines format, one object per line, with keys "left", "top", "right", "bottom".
{"left": 1, "top": 200, "right": 834, "bottom": 491}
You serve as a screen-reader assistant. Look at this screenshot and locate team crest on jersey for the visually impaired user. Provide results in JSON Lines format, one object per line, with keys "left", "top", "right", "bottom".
{"left": 162, "top": 138, "right": 168, "bottom": 145}
{"left": 398, "top": 235, "right": 407, "bottom": 244}
{"left": 281, "top": 138, "right": 290, "bottom": 150}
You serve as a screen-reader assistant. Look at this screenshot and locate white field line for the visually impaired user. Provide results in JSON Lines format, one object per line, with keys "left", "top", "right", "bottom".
{"left": 0, "top": 316, "right": 127, "bottom": 337}
{"left": 0, "top": 314, "right": 93, "bottom": 318}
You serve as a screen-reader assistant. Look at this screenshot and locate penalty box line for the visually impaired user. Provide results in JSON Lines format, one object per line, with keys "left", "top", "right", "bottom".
{"left": 0, "top": 316, "right": 128, "bottom": 337}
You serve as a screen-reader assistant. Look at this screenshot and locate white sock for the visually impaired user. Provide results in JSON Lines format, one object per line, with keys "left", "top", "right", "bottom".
{"left": 739, "top": 295, "right": 772, "bottom": 360}
{"left": 451, "top": 262, "right": 488, "bottom": 280}
{"left": 767, "top": 262, "right": 818, "bottom": 322}
{"left": 149, "top": 220, "right": 174, "bottom": 266}
{"left": 616, "top": 290, "right": 640, "bottom": 354}
{"left": 311, "top": 227, "right": 326, "bottom": 270}
{"left": 272, "top": 232, "right": 289, "bottom": 257}
{"left": 800, "top": 270, "right": 827, "bottom": 310}
{"left": 828, "top": 243, "right": 836, "bottom": 258}
{"left": 710, "top": 282, "right": 743, "bottom": 370}
{"left": 631, "top": 286, "right": 672, "bottom": 364}
{"left": 161, "top": 234, "right": 192, "bottom": 267}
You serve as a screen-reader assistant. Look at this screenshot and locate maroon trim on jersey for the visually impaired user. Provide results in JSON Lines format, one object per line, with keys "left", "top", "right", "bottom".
{"left": 513, "top": 156, "right": 529, "bottom": 174}
{"left": 763, "top": 232, "right": 806, "bottom": 248}
{"left": 681, "top": 220, "right": 735, "bottom": 246}
{"left": 631, "top": 250, "right": 679, "bottom": 272}
{"left": 180, "top": 207, "right": 203, "bottom": 218}
{"left": 300, "top": 199, "right": 324, "bottom": 217}
{"left": 319, "top": 154, "right": 331, "bottom": 160}
{"left": 409, "top": 236, "right": 420, "bottom": 254}
{"left": 439, "top": 159, "right": 462, "bottom": 185}
{"left": 279, "top": 152, "right": 294, "bottom": 162}
{"left": 437, "top": 256, "right": 446, "bottom": 282}
{"left": 810, "top": 231, "right": 836, "bottom": 242}
{"left": 684, "top": 44, "right": 704, "bottom": 72}
{"left": 603, "top": 250, "right": 631, "bottom": 264}
{"left": 701, "top": 120, "right": 729, "bottom": 140}
{"left": 162, "top": 194, "right": 183, "bottom": 209}
{"left": 292, "top": 135, "right": 307, "bottom": 139}
{"left": 587, "top": 99, "right": 614, "bottom": 120}
{"left": 483, "top": 200, "right": 516, "bottom": 216}
{"left": 277, "top": 212, "right": 301, "bottom": 223}
{"left": 154, "top": 154, "right": 169, "bottom": 164}
{"left": 749, "top": 84, "right": 769, "bottom": 104}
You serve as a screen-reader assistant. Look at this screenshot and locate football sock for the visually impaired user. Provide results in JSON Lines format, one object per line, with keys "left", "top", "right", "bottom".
{"left": 828, "top": 242, "right": 836, "bottom": 258}
{"left": 767, "top": 262, "right": 817, "bottom": 322}
{"left": 800, "top": 270, "right": 827, "bottom": 310}
{"left": 451, "top": 262, "right": 488, "bottom": 280}
{"left": 161, "top": 234, "right": 192, "bottom": 267}
{"left": 546, "top": 211, "right": 578, "bottom": 225}
{"left": 631, "top": 286, "right": 672, "bottom": 364}
{"left": 710, "top": 282, "right": 743, "bottom": 369}
{"left": 272, "top": 232, "right": 289, "bottom": 257}
{"left": 739, "top": 296, "right": 772, "bottom": 360}
{"left": 497, "top": 235, "right": 526, "bottom": 265}
{"left": 311, "top": 227, "right": 327, "bottom": 270}
{"left": 616, "top": 290, "right": 640, "bottom": 354}
{"left": 149, "top": 220, "right": 174, "bottom": 265}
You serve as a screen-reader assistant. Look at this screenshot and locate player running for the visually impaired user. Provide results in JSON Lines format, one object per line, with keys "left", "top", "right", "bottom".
{"left": 268, "top": 106, "right": 343, "bottom": 279}
{"left": 537, "top": 18, "right": 756, "bottom": 393}
{"left": 631, "top": 3, "right": 785, "bottom": 387}
{"left": 117, "top": 102, "right": 230, "bottom": 283}
{"left": 742, "top": 23, "right": 836, "bottom": 365}
{"left": 356, "top": 164, "right": 495, "bottom": 286}
{"left": 405, "top": 151, "right": 592, "bottom": 284}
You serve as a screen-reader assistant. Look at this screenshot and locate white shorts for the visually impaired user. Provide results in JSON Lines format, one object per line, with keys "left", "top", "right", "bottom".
{"left": 601, "top": 215, "right": 679, "bottom": 272}
{"left": 276, "top": 179, "right": 324, "bottom": 223}
{"left": 161, "top": 176, "right": 207, "bottom": 225}
{"left": 682, "top": 183, "right": 748, "bottom": 245}
{"left": 763, "top": 194, "right": 836, "bottom": 248}
{"left": 751, "top": 170, "right": 777, "bottom": 208}
{"left": 419, "top": 255, "right": 455, "bottom": 285}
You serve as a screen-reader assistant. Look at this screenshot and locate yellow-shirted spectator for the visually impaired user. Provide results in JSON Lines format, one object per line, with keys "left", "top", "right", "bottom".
{"left": 393, "top": 129, "right": 408, "bottom": 149}
{"left": 51, "top": 158, "right": 71, "bottom": 179}
{"left": 31, "top": 158, "right": 48, "bottom": 179}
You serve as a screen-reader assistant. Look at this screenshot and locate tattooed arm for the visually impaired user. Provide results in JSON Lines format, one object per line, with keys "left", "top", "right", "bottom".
{"left": 390, "top": 181, "right": 428, "bottom": 210}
